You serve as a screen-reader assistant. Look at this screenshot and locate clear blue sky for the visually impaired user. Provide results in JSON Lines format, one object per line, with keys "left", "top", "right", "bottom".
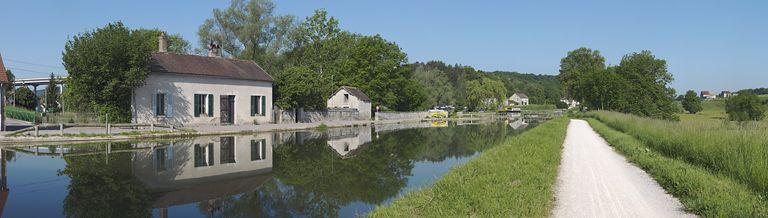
{"left": 1, "top": 0, "right": 766, "bottom": 93}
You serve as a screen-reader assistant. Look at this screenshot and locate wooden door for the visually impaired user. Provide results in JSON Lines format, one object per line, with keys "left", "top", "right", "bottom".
{"left": 220, "top": 95, "right": 235, "bottom": 124}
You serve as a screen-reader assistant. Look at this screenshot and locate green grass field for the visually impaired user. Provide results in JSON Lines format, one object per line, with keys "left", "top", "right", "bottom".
{"left": 588, "top": 111, "right": 768, "bottom": 197}
{"left": 678, "top": 99, "right": 727, "bottom": 122}
{"left": 586, "top": 118, "right": 768, "bottom": 216}
{"left": 370, "top": 118, "right": 570, "bottom": 217}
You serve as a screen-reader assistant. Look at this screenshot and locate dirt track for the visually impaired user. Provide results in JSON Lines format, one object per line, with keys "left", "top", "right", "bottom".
{"left": 552, "top": 119, "right": 694, "bottom": 217}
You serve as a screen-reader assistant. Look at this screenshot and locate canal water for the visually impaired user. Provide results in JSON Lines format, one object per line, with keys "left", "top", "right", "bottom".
{"left": 0, "top": 119, "right": 535, "bottom": 217}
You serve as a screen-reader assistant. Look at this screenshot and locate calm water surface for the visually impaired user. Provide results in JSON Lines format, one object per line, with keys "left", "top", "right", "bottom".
{"left": 0, "top": 119, "right": 534, "bottom": 217}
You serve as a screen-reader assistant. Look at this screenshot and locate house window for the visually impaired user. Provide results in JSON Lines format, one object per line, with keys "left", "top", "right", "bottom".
{"left": 250, "top": 139, "right": 267, "bottom": 161}
{"left": 251, "top": 95, "right": 266, "bottom": 116}
{"left": 194, "top": 94, "right": 212, "bottom": 117}
{"left": 344, "top": 94, "right": 349, "bottom": 102}
{"left": 156, "top": 93, "right": 166, "bottom": 116}
{"left": 154, "top": 144, "right": 172, "bottom": 172}
{"left": 194, "top": 143, "right": 214, "bottom": 167}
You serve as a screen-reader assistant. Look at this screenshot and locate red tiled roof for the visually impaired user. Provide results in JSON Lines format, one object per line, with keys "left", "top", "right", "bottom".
{"left": 0, "top": 53, "right": 10, "bottom": 83}
{"left": 149, "top": 53, "right": 273, "bottom": 82}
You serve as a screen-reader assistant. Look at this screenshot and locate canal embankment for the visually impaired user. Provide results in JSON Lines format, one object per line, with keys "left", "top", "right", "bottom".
{"left": 370, "top": 117, "right": 569, "bottom": 217}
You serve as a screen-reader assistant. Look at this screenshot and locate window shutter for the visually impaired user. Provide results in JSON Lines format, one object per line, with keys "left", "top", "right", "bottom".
{"left": 166, "top": 94, "right": 173, "bottom": 117}
{"left": 250, "top": 96, "right": 256, "bottom": 116}
{"left": 152, "top": 93, "right": 157, "bottom": 117}
{"left": 261, "top": 96, "right": 266, "bottom": 116}
{"left": 194, "top": 95, "right": 201, "bottom": 117}
{"left": 208, "top": 94, "right": 214, "bottom": 116}
{"left": 207, "top": 143, "right": 214, "bottom": 166}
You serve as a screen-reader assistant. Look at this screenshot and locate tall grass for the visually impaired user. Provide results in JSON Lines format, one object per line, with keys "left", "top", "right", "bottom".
{"left": 370, "top": 118, "right": 569, "bottom": 217}
{"left": 5, "top": 106, "right": 39, "bottom": 123}
{"left": 589, "top": 111, "right": 768, "bottom": 195}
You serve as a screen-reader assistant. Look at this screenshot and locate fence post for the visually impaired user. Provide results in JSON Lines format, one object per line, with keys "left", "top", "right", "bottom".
{"left": 150, "top": 123, "right": 154, "bottom": 132}
{"left": 107, "top": 124, "right": 111, "bottom": 135}
{"left": 34, "top": 125, "right": 39, "bottom": 137}
{"left": 59, "top": 123, "right": 64, "bottom": 136}
{"left": 170, "top": 125, "right": 174, "bottom": 131}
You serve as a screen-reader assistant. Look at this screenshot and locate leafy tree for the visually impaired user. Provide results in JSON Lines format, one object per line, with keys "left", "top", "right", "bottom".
{"left": 274, "top": 66, "right": 331, "bottom": 110}
{"left": 580, "top": 67, "right": 629, "bottom": 111}
{"left": 555, "top": 100, "right": 569, "bottom": 109}
{"left": 4, "top": 69, "right": 14, "bottom": 93}
{"left": 412, "top": 65, "right": 454, "bottom": 109}
{"left": 615, "top": 50, "right": 677, "bottom": 120}
{"left": 44, "top": 73, "right": 60, "bottom": 112}
{"left": 726, "top": 92, "right": 765, "bottom": 121}
{"left": 197, "top": 0, "right": 295, "bottom": 73}
{"left": 466, "top": 78, "right": 506, "bottom": 111}
{"left": 62, "top": 22, "right": 188, "bottom": 122}
{"left": 134, "top": 29, "right": 191, "bottom": 54}
{"left": 14, "top": 87, "right": 36, "bottom": 110}
{"left": 682, "top": 90, "right": 703, "bottom": 114}
{"left": 558, "top": 47, "right": 606, "bottom": 102}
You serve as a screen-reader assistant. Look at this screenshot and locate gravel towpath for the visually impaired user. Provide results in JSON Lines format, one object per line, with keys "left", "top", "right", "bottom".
{"left": 553, "top": 119, "right": 694, "bottom": 218}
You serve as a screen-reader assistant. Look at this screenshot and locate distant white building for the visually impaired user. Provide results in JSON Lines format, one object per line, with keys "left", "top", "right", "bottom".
{"left": 719, "top": 91, "right": 733, "bottom": 98}
{"left": 327, "top": 86, "right": 372, "bottom": 120}
{"left": 700, "top": 91, "right": 716, "bottom": 100}
{"left": 560, "top": 99, "right": 580, "bottom": 109}
{"left": 508, "top": 93, "right": 529, "bottom": 106}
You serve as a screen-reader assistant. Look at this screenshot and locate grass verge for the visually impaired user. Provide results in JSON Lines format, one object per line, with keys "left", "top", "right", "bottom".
{"left": 369, "top": 117, "right": 569, "bottom": 217}
{"left": 586, "top": 118, "right": 768, "bottom": 216}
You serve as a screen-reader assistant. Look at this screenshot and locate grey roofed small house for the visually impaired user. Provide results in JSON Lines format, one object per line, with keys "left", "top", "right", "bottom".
{"left": 131, "top": 34, "right": 275, "bottom": 126}
{"left": 327, "top": 86, "right": 372, "bottom": 120}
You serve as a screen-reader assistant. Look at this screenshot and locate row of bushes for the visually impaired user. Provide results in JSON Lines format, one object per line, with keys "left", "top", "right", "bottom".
{"left": 5, "top": 106, "right": 40, "bottom": 123}
{"left": 587, "top": 111, "right": 768, "bottom": 195}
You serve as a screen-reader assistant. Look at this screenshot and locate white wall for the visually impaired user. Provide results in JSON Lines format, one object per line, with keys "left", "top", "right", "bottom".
{"left": 327, "top": 89, "right": 371, "bottom": 119}
{"left": 133, "top": 73, "right": 273, "bottom": 125}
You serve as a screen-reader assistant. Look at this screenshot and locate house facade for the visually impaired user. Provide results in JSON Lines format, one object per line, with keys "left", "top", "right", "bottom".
{"left": 327, "top": 86, "right": 372, "bottom": 120}
{"left": 132, "top": 35, "right": 274, "bottom": 126}
{"left": 509, "top": 93, "right": 530, "bottom": 106}
{"left": 719, "top": 91, "right": 733, "bottom": 98}
{"left": 0, "top": 53, "right": 8, "bottom": 131}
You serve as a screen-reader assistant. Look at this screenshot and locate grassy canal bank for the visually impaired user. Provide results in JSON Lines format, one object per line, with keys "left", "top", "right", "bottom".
{"left": 370, "top": 118, "right": 569, "bottom": 217}
{"left": 586, "top": 111, "right": 768, "bottom": 216}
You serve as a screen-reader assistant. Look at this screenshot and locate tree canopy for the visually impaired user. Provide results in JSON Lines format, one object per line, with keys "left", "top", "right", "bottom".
{"left": 682, "top": 90, "right": 702, "bottom": 114}
{"left": 62, "top": 22, "right": 189, "bottom": 122}
{"left": 726, "top": 92, "right": 765, "bottom": 121}
{"left": 558, "top": 48, "right": 678, "bottom": 120}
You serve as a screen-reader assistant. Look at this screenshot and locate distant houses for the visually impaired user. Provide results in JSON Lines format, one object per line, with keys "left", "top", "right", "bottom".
{"left": 508, "top": 93, "right": 529, "bottom": 106}
{"left": 719, "top": 91, "right": 733, "bottom": 98}
{"left": 327, "top": 86, "right": 372, "bottom": 120}
{"left": 560, "top": 98, "right": 580, "bottom": 109}
{"left": 131, "top": 34, "right": 274, "bottom": 125}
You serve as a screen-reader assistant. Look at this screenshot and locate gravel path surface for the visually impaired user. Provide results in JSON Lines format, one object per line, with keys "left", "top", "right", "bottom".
{"left": 553, "top": 119, "right": 694, "bottom": 218}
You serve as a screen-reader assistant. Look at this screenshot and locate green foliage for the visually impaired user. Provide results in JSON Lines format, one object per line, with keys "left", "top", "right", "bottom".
{"left": 5, "top": 106, "right": 39, "bottom": 123}
{"left": 412, "top": 65, "right": 454, "bottom": 109}
{"left": 371, "top": 118, "right": 569, "bottom": 217}
{"left": 682, "top": 90, "right": 702, "bottom": 114}
{"left": 4, "top": 69, "right": 14, "bottom": 93}
{"left": 738, "top": 87, "right": 768, "bottom": 95}
{"left": 588, "top": 111, "right": 768, "bottom": 196}
{"left": 133, "top": 29, "right": 191, "bottom": 54}
{"left": 555, "top": 100, "right": 569, "bottom": 109}
{"left": 559, "top": 48, "right": 678, "bottom": 120}
{"left": 489, "top": 71, "right": 563, "bottom": 105}
{"left": 274, "top": 66, "right": 331, "bottom": 109}
{"left": 586, "top": 118, "right": 768, "bottom": 216}
{"left": 558, "top": 47, "right": 606, "bottom": 100}
{"left": 466, "top": 78, "right": 506, "bottom": 111}
{"left": 197, "top": 0, "right": 294, "bottom": 73}
{"left": 726, "top": 92, "right": 765, "bottom": 121}
{"left": 62, "top": 22, "right": 189, "bottom": 122}
{"left": 14, "top": 86, "right": 37, "bottom": 110}
{"left": 45, "top": 73, "right": 60, "bottom": 113}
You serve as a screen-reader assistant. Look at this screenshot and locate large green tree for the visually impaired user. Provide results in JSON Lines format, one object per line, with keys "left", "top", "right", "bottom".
{"left": 412, "top": 65, "right": 454, "bottom": 109}
{"left": 558, "top": 47, "right": 606, "bottom": 101}
{"left": 14, "top": 86, "right": 36, "bottom": 110}
{"left": 726, "top": 92, "right": 765, "bottom": 121}
{"left": 682, "top": 90, "right": 703, "bottom": 114}
{"left": 466, "top": 77, "right": 506, "bottom": 111}
{"left": 62, "top": 22, "right": 188, "bottom": 122}
{"left": 44, "top": 73, "right": 60, "bottom": 112}
{"left": 274, "top": 66, "right": 331, "bottom": 110}
{"left": 197, "top": 0, "right": 294, "bottom": 73}
{"left": 616, "top": 51, "right": 677, "bottom": 120}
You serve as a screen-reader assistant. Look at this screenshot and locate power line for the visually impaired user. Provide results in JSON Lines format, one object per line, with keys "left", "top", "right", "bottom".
{"left": 5, "top": 58, "right": 65, "bottom": 70}
{"left": 5, "top": 66, "right": 60, "bottom": 76}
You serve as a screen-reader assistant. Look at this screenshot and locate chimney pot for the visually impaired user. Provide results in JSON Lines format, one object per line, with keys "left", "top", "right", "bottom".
{"left": 207, "top": 41, "right": 221, "bottom": 57}
{"left": 158, "top": 33, "right": 168, "bottom": 53}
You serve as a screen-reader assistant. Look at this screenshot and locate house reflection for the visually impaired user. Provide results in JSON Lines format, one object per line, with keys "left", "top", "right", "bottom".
{"left": 325, "top": 125, "right": 373, "bottom": 158}
{"left": 131, "top": 134, "right": 274, "bottom": 215}
{"left": 508, "top": 118, "right": 529, "bottom": 130}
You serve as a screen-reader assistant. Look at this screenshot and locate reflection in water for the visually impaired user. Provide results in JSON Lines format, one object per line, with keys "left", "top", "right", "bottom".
{"left": 1, "top": 120, "right": 535, "bottom": 217}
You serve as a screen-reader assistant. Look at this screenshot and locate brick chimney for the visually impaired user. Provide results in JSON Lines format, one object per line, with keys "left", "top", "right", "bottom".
{"left": 207, "top": 41, "right": 221, "bottom": 57}
{"left": 158, "top": 32, "right": 168, "bottom": 53}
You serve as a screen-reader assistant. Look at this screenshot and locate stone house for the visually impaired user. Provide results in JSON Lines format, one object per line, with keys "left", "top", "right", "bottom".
{"left": 132, "top": 34, "right": 274, "bottom": 126}
{"left": 327, "top": 86, "right": 372, "bottom": 120}
{"left": 700, "top": 91, "right": 716, "bottom": 100}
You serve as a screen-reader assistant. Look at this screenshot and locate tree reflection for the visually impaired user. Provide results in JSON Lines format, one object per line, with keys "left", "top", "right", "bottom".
{"left": 58, "top": 142, "right": 152, "bottom": 218}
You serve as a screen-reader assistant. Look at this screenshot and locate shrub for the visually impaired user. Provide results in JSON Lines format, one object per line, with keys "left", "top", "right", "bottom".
{"left": 726, "top": 92, "right": 764, "bottom": 121}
